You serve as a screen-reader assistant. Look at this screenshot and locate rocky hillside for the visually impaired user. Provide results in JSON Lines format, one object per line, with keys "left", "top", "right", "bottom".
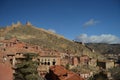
{"left": 0, "top": 22, "right": 102, "bottom": 58}
{"left": 86, "top": 43, "right": 120, "bottom": 54}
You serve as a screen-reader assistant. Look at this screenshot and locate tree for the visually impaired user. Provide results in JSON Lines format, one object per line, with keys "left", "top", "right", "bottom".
{"left": 88, "top": 71, "right": 108, "bottom": 80}
{"left": 14, "top": 53, "right": 44, "bottom": 80}
{"left": 109, "top": 66, "right": 120, "bottom": 80}
{"left": 65, "top": 63, "right": 70, "bottom": 70}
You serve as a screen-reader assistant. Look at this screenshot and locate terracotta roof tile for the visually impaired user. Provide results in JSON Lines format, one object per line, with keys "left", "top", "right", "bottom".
{"left": 50, "top": 65, "right": 67, "bottom": 76}
{"left": 50, "top": 65, "right": 84, "bottom": 80}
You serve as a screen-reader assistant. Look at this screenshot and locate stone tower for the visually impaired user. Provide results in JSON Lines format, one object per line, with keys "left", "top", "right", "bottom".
{"left": 26, "top": 21, "right": 32, "bottom": 26}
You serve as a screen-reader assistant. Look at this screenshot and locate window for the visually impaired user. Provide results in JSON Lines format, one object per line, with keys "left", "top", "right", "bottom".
{"left": 48, "top": 59, "right": 50, "bottom": 61}
{"left": 45, "top": 59, "right": 46, "bottom": 61}
{"left": 53, "top": 62, "right": 56, "bottom": 65}
{"left": 48, "top": 62, "right": 50, "bottom": 65}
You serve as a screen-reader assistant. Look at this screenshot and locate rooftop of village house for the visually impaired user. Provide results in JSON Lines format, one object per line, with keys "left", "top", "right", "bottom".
{"left": 49, "top": 65, "right": 84, "bottom": 80}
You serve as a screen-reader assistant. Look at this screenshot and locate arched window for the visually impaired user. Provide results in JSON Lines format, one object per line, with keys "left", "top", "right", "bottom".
{"left": 52, "top": 59, "right": 56, "bottom": 65}
{"left": 48, "top": 62, "right": 50, "bottom": 65}
{"left": 52, "top": 61, "right": 56, "bottom": 65}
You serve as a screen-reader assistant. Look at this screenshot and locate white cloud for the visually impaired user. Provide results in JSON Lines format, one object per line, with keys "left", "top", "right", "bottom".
{"left": 83, "top": 19, "right": 99, "bottom": 27}
{"left": 48, "top": 29, "right": 56, "bottom": 33}
{"left": 75, "top": 34, "right": 120, "bottom": 44}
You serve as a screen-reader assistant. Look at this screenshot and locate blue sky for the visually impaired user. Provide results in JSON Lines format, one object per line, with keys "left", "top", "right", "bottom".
{"left": 0, "top": 0, "right": 120, "bottom": 43}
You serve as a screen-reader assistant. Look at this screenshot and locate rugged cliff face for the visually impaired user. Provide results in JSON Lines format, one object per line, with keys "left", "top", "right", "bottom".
{"left": 0, "top": 22, "right": 102, "bottom": 58}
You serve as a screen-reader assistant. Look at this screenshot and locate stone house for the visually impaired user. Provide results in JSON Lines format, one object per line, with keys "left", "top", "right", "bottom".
{"left": 72, "top": 56, "right": 80, "bottom": 66}
{"left": 0, "top": 38, "right": 41, "bottom": 66}
{"left": 80, "top": 55, "right": 89, "bottom": 65}
{"left": 37, "top": 50, "right": 61, "bottom": 77}
{"left": 97, "top": 60, "right": 114, "bottom": 69}
{"left": 89, "top": 58, "right": 97, "bottom": 67}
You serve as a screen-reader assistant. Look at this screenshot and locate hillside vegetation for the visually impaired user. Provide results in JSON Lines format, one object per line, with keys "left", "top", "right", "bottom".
{"left": 0, "top": 22, "right": 102, "bottom": 58}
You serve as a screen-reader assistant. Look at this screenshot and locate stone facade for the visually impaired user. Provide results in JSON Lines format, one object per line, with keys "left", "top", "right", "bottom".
{"left": 0, "top": 38, "right": 62, "bottom": 78}
{"left": 97, "top": 60, "right": 114, "bottom": 69}
{"left": 72, "top": 56, "right": 80, "bottom": 66}
{"left": 89, "top": 58, "right": 97, "bottom": 67}
{"left": 80, "top": 55, "right": 89, "bottom": 65}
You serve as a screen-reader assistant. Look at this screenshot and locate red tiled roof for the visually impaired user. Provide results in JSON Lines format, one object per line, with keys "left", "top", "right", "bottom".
{"left": 50, "top": 65, "right": 84, "bottom": 80}
{"left": 50, "top": 65, "right": 68, "bottom": 76}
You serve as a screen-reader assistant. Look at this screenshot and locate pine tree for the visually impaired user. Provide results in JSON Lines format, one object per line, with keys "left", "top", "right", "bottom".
{"left": 14, "top": 53, "right": 44, "bottom": 80}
